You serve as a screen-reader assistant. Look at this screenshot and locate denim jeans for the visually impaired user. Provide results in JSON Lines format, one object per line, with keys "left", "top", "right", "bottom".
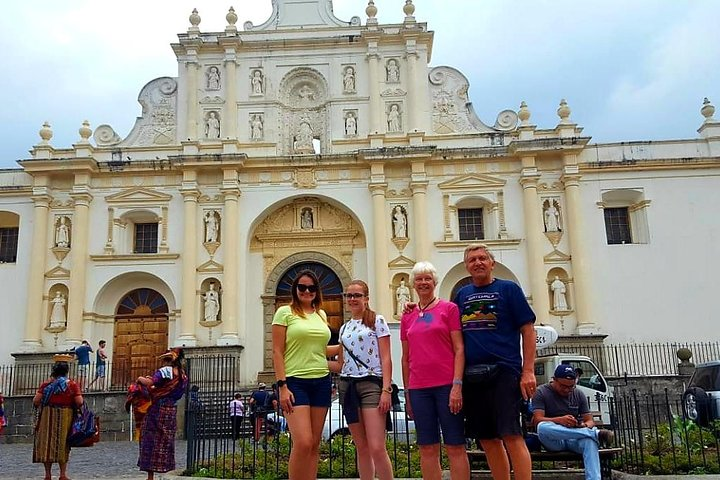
{"left": 536, "top": 421, "right": 600, "bottom": 480}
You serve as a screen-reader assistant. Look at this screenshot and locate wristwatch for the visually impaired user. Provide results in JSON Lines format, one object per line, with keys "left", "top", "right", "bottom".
{"left": 276, "top": 379, "right": 287, "bottom": 388}
{"left": 382, "top": 386, "right": 393, "bottom": 394}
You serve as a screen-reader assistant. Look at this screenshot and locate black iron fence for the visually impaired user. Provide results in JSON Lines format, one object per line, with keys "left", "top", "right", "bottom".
{"left": 0, "top": 358, "right": 162, "bottom": 395}
{"left": 541, "top": 342, "right": 720, "bottom": 376}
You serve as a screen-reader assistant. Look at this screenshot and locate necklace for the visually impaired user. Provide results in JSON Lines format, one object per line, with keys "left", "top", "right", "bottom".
{"left": 418, "top": 297, "right": 436, "bottom": 318}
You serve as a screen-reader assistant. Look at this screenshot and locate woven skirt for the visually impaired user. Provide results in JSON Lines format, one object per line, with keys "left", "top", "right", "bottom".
{"left": 33, "top": 406, "right": 74, "bottom": 464}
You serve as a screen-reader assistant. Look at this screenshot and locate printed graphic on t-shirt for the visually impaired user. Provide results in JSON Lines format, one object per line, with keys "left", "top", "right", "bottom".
{"left": 460, "top": 292, "right": 498, "bottom": 330}
{"left": 418, "top": 312, "right": 433, "bottom": 326}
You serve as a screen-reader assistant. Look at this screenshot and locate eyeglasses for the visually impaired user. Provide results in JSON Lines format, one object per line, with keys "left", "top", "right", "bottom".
{"left": 554, "top": 380, "right": 576, "bottom": 391}
{"left": 343, "top": 293, "right": 365, "bottom": 299}
{"left": 297, "top": 284, "right": 318, "bottom": 293}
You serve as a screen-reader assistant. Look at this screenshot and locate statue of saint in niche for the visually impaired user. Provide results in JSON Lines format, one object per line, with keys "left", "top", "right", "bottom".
{"left": 204, "top": 210, "right": 219, "bottom": 243}
{"left": 551, "top": 276, "right": 568, "bottom": 311}
{"left": 544, "top": 202, "right": 562, "bottom": 232}
{"left": 203, "top": 283, "right": 220, "bottom": 323}
{"left": 386, "top": 59, "right": 400, "bottom": 83}
{"left": 343, "top": 67, "right": 355, "bottom": 93}
{"left": 49, "top": 291, "right": 67, "bottom": 328}
{"left": 301, "top": 208, "right": 314, "bottom": 229}
{"left": 55, "top": 216, "right": 70, "bottom": 248}
{"left": 345, "top": 112, "right": 357, "bottom": 136}
{"left": 205, "top": 112, "right": 220, "bottom": 138}
{"left": 207, "top": 66, "right": 221, "bottom": 90}
{"left": 250, "top": 115, "right": 263, "bottom": 140}
{"left": 392, "top": 205, "right": 407, "bottom": 238}
{"left": 396, "top": 280, "right": 411, "bottom": 317}
{"left": 387, "top": 104, "right": 402, "bottom": 132}
{"left": 251, "top": 70, "right": 264, "bottom": 95}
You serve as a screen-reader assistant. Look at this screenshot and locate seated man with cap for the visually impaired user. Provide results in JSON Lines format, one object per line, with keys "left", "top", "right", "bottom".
{"left": 531, "top": 364, "right": 614, "bottom": 480}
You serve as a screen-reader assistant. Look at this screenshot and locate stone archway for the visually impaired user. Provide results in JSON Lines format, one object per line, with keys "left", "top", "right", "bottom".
{"left": 260, "top": 252, "right": 352, "bottom": 372}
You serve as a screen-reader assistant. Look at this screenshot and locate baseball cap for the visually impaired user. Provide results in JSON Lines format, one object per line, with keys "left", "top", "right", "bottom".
{"left": 554, "top": 364, "right": 577, "bottom": 380}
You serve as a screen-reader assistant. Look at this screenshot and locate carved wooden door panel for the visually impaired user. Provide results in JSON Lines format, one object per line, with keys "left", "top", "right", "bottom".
{"left": 112, "top": 289, "right": 169, "bottom": 387}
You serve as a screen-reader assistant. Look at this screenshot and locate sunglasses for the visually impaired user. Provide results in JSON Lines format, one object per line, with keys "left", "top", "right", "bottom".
{"left": 296, "top": 284, "right": 318, "bottom": 293}
{"left": 343, "top": 293, "right": 365, "bottom": 299}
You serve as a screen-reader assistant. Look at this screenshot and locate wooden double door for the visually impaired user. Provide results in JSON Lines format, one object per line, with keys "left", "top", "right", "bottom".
{"left": 113, "top": 289, "right": 169, "bottom": 387}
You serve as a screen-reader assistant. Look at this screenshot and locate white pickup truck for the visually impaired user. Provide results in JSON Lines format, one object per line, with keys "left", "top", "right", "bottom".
{"left": 534, "top": 353, "right": 614, "bottom": 425}
{"left": 533, "top": 326, "right": 613, "bottom": 424}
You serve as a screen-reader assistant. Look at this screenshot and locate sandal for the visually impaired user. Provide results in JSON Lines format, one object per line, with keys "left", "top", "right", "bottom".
{"left": 59, "top": 476, "right": 71, "bottom": 480}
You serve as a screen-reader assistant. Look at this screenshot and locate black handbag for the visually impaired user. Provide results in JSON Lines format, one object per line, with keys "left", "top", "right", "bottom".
{"left": 464, "top": 363, "right": 500, "bottom": 384}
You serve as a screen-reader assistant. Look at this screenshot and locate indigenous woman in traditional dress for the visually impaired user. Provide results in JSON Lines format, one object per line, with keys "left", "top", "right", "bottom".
{"left": 331, "top": 279, "right": 394, "bottom": 480}
{"left": 401, "top": 261, "right": 469, "bottom": 480}
{"left": 33, "top": 353, "right": 83, "bottom": 480}
{"left": 272, "top": 269, "right": 332, "bottom": 480}
{"left": 136, "top": 347, "right": 188, "bottom": 480}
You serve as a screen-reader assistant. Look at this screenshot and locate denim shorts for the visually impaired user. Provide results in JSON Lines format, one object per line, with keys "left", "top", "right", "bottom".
{"left": 95, "top": 365, "right": 106, "bottom": 378}
{"left": 408, "top": 384, "right": 465, "bottom": 446}
{"left": 286, "top": 374, "right": 332, "bottom": 408}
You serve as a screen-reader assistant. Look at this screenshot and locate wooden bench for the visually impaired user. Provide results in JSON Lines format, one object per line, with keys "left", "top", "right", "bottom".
{"left": 467, "top": 447, "right": 622, "bottom": 480}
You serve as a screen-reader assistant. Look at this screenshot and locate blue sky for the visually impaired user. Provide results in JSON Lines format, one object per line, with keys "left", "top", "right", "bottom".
{"left": 1, "top": 0, "right": 718, "bottom": 168}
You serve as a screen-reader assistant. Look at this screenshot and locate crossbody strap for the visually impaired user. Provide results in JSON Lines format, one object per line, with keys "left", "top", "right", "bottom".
{"left": 339, "top": 323, "right": 371, "bottom": 371}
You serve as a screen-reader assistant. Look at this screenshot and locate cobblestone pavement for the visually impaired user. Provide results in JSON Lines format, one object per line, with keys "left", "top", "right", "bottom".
{"left": 0, "top": 440, "right": 186, "bottom": 480}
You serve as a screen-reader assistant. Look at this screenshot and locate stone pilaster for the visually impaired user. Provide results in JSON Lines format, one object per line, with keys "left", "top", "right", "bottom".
{"left": 22, "top": 190, "right": 51, "bottom": 350}
{"left": 410, "top": 181, "right": 429, "bottom": 261}
{"left": 219, "top": 168, "right": 241, "bottom": 345}
{"left": 519, "top": 159, "right": 550, "bottom": 324}
{"left": 65, "top": 187, "right": 92, "bottom": 346}
{"left": 186, "top": 60, "right": 199, "bottom": 140}
{"left": 367, "top": 48, "right": 382, "bottom": 134}
{"left": 369, "top": 183, "right": 392, "bottom": 317}
{"left": 562, "top": 158, "right": 596, "bottom": 333}
{"left": 178, "top": 174, "right": 199, "bottom": 347}
{"left": 224, "top": 52, "right": 238, "bottom": 137}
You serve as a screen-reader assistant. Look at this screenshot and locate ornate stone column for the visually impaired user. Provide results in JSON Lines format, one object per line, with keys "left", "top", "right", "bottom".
{"left": 65, "top": 187, "right": 92, "bottom": 345}
{"left": 219, "top": 168, "right": 241, "bottom": 345}
{"left": 178, "top": 174, "right": 199, "bottom": 346}
{"left": 22, "top": 189, "right": 51, "bottom": 350}
{"left": 224, "top": 51, "right": 237, "bottom": 137}
{"left": 369, "top": 183, "right": 392, "bottom": 317}
{"left": 185, "top": 60, "right": 199, "bottom": 140}
{"left": 411, "top": 181, "right": 429, "bottom": 261}
{"left": 519, "top": 158, "right": 550, "bottom": 324}
{"left": 367, "top": 48, "right": 382, "bottom": 134}
{"left": 562, "top": 159, "right": 596, "bottom": 333}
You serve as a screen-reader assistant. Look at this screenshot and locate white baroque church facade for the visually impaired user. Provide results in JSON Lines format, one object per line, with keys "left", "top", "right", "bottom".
{"left": 1, "top": 0, "right": 719, "bottom": 385}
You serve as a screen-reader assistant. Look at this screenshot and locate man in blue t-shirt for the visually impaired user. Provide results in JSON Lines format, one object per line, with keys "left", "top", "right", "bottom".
{"left": 453, "top": 243, "right": 536, "bottom": 480}
{"left": 73, "top": 340, "right": 93, "bottom": 391}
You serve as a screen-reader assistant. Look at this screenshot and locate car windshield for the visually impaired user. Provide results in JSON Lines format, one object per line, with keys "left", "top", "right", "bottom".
{"left": 690, "top": 364, "right": 720, "bottom": 391}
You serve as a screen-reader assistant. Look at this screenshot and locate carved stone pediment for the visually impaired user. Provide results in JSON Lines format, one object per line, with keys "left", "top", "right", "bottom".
{"left": 197, "top": 259, "right": 224, "bottom": 273}
{"left": 388, "top": 255, "right": 415, "bottom": 269}
{"left": 106, "top": 187, "right": 173, "bottom": 205}
{"left": 544, "top": 249, "right": 571, "bottom": 263}
{"left": 45, "top": 265, "right": 71, "bottom": 279}
{"left": 438, "top": 173, "right": 507, "bottom": 191}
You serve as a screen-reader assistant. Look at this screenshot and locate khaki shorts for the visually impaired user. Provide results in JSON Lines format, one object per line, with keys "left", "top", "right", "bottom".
{"left": 338, "top": 377, "right": 382, "bottom": 408}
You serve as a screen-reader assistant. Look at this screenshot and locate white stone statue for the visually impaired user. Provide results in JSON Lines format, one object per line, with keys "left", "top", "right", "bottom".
{"left": 345, "top": 112, "right": 357, "bottom": 136}
{"left": 393, "top": 205, "right": 407, "bottom": 238}
{"left": 251, "top": 70, "right": 264, "bottom": 95}
{"left": 386, "top": 59, "right": 400, "bottom": 83}
{"left": 55, "top": 216, "right": 70, "bottom": 248}
{"left": 49, "top": 291, "right": 67, "bottom": 328}
{"left": 207, "top": 66, "right": 221, "bottom": 90}
{"left": 203, "top": 283, "right": 220, "bottom": 322}
{"left": 205, "top": 112, "right": 220, "bottom": 138}
{"left": 388, "top": 104, "right": 401, "bottom": 132}
{"left": 544, "top": 203, "right": 561, "bottom": 232}
{"left": 250, "top": 115, "right": 264, "bottom": 140}
{"left": 343, "top": 67, "right": 355, "bottom": 93}
{"left": 295, "top": 122, "right": 314, "bottom": 152}
{"left": 301, "top": 208, "right": 313, "bottom": 229}
{"left": 396, "top": 280, "right": 411, "bottom": 317}
{"left": 204, "top": 210, "right": 219, "bottom": 243}
{"left": 298, "top": 84, "right": 314, "bottom": 101}
{"left": 551, "top": 276, "right": 568, "bottom": 311}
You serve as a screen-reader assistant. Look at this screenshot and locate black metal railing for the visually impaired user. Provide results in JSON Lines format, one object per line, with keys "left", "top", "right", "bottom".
{"left": 0, "top": 358, "right": 162, "bottom": 395}
{"left": 540, "top": 342, "right": 720, "bottom": 376}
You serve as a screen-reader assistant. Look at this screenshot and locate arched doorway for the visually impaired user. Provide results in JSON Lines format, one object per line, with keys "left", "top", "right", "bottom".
{"left": 275, "top": 262, "right": 344, "bottom": 344}
{"left": 113, "top": 288, "right": 169, "bottom": 387}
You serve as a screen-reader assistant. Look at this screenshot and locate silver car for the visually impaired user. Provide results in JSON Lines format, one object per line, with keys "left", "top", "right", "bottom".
{"left": 683, "top": 360, "right": 720, "bottom": 427}
{"left": 322, "top": 390, "right": 416, "bottom": 441}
